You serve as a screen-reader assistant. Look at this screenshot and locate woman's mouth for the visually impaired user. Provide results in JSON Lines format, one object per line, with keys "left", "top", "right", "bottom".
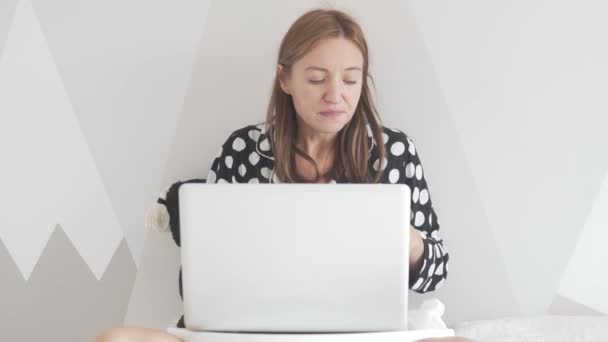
{"left": 318, "top": 110, "right": 345, "bottom": 118}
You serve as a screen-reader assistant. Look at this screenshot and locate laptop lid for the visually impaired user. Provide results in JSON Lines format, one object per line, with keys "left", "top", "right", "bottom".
{"left": 179, "top": 183, "right": 411, "bottom": 333}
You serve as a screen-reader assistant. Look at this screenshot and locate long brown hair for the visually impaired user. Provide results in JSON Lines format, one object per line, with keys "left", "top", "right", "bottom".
{"left": 266, "top": 8, "right": 386, "bottom": 183}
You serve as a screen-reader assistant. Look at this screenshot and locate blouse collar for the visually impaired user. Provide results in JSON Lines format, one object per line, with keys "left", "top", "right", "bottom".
{"left": 255, "top": 123, "right": 378, "bottom": 183}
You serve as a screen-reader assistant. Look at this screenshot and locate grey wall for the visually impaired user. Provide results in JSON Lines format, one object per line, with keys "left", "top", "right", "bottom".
{"left": 1, "top": 0, "right": 607, "bottom": 340}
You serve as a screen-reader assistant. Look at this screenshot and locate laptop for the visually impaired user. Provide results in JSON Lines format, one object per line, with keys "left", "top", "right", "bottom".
{"left": 178, "top": 183, "right": 411, "bottom": 333}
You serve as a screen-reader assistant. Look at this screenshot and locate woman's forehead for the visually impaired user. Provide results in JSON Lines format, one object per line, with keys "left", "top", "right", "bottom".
{"left": 296, "top": 38, "right": 364, "bottom": 72}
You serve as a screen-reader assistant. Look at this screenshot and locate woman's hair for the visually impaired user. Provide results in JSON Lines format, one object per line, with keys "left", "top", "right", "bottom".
{"left": 265, "top": 8, "right": 386, "bottom": 183}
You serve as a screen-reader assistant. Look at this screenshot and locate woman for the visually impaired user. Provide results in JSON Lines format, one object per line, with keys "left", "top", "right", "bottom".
{"left": 95, "top": 8, "right": 471, "bottom": 342}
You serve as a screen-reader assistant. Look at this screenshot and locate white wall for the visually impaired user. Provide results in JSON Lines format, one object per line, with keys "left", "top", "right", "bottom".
{"left": 409, "top": 0, "right": 608, "bottom": 316}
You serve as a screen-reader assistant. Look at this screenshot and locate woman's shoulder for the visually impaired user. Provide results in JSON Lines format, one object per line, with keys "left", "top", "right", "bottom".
{"left": 224, "top": 122, "right": 266, "bottom": 143}
{"left": 377, "top": 125, "right": 418, "bottom": 159}
{"left": 218, "top": 122, "right": 273, "bottom": 160}
{"left": 217, "top": 122, "right": 267, "bottom": 149}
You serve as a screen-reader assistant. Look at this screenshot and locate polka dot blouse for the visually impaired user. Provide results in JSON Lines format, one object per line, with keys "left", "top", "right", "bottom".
{"left": 205, "top": 123, "right": 449, "bottom": 294}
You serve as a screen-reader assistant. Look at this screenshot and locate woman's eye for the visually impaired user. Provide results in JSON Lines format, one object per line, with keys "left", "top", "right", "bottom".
{"left": 308, "top": 79, "right": 358, "bottom": 85}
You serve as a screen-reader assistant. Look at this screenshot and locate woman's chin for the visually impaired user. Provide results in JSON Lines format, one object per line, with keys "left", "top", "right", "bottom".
{"left": 312, "top": 122, "right": 347, "bottom": 135}
{"left": 314, "top": 117, "right": 350, "bottom": 132}
{"left": 297, "top": 113, "right": 351, "bottom": 135}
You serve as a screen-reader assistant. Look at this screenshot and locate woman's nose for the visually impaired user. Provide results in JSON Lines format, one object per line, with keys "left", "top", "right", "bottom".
{"left": 323, "top": 79, "right": 343, "bottom": 103}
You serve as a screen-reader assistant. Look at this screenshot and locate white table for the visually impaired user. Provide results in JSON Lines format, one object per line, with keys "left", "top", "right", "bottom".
{"left": 166, "top": 328, "right": 455, "bottom": 342}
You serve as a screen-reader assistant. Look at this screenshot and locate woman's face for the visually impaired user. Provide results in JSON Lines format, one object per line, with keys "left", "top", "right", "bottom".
{"left": 278, "top": 37, "right": 364, "bottom": 135}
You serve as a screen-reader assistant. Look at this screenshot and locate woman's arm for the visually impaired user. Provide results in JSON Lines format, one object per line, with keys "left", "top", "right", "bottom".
{"left": 400, "top": 133, "right": 449, "bottom": 294}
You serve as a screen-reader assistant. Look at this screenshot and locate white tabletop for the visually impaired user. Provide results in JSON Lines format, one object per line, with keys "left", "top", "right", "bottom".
{"left": 166, "top": 328, "right": 455, "bottom": 342}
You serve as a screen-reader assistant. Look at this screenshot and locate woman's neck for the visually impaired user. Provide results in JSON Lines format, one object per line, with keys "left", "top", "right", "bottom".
{"left": 294, "top": 122, "right": 338, "bottom": 182}
{"left": 295, "top": 123, "right": 337, "bottom": 160}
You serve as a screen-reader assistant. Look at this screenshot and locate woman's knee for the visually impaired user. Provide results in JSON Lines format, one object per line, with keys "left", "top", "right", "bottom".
{"left": 94, "top": 327, "right": 137, "bottom": 342}
{"left": 93, "top": 326, "right": 183, "bottom": 342}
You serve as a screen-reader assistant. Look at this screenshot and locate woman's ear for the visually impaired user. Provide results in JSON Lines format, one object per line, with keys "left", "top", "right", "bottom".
{"left": 277, "top": 64, "right": 291, "bottom": 95}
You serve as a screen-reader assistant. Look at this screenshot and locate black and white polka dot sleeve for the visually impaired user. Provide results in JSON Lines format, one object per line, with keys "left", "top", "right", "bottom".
{"left": 205, "top": 133, "right": 242, "bottom": 184}
{"left": 402, "top": 135, "right": 449, "bottom": 293}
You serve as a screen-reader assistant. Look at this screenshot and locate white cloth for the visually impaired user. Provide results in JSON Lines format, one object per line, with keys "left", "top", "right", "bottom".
{"left": 407, "top": 298, "right": 448, "bottom": 330}
{"left": 452, "top": 315, "right": 608, "bottom": 342}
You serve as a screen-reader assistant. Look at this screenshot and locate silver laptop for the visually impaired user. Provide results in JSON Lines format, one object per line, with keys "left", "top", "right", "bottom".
{"left": 178, "top": 183, "right": 411, "bottom": 333}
